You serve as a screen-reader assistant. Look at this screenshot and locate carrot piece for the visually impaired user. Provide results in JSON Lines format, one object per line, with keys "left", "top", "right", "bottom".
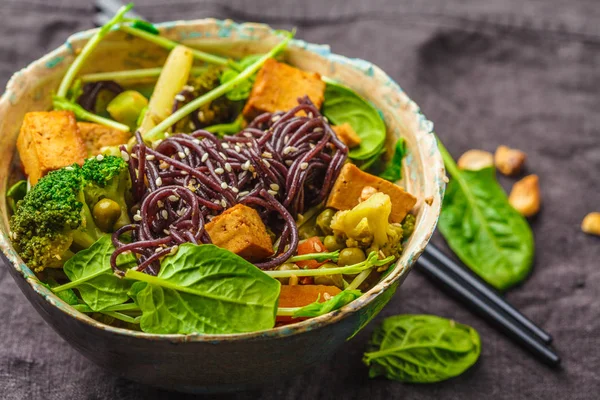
{"left": 295, "top": 237, "right": 328, "bottom": 269}
{"left": 278, "top": 285, "right": 342, "bottom": 308}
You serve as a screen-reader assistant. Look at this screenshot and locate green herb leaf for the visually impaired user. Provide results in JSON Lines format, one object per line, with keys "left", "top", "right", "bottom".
{"left": 131, "top": 20, "right": 159, "bottom": 35}
{"left": 293, "top": 289, "right": 361, "bottom": 318}
{"left": 219, "top": 54, "right": 263, "bottom": 101}
{"left": 322, "top": 81, "right": 387, "bottom": 160}
{"left": 55, "top": 235, "right": 133, "bottom": 311}
{"left": 363, "top": 314, "right": 481, "bottom": 383}
{"left": 379, "top": 138, "right": 407, "bottom": 182}
{"left": 437, "top": 140, "right": 534, "bottom": 290}
{"left": 6, "top": 180, "right": 27, "bottom": 214}
{"left": 126, "top": 244, "right": 280, "bottom": 334}
{"left": 43, "top": 279, "right": 80, "bottom": 306}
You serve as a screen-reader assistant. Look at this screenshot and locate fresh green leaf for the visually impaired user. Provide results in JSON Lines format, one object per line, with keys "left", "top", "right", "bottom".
{"left": 126, "top": 244, "right": 280, "bottom": 334}
{"left": 131, "top": 19, "right": 159, "bottom": 35}
{"left": 6, "top": 180, "right": 27, "bottom": 214}
{"left": 220, "top": 54, "right": 263, "bottom": 101}
{"left": 204, "top": 114, "right": 244, "bottom": 138}
{"left": 363, "top": 314, "right": 481, "bottom": 383}
{"left": 437, "top": 140, "right": 534, "bottom": 290}
{"left": 379, "top": 138, "right": 407, "bottom": 182}
{"left": 43, "top": 279, "right": 80, "bottom": 306}
{"left": 293, "top": 290, "right": 362, "bottom": 317}
{"left": 322, "top": 81, "right": 387, "bottom": 160}
{"left": 54, "top": 235, "right": 133, "bottom": 311}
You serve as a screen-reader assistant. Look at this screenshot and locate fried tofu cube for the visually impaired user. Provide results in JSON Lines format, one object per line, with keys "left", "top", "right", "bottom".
{"left": 326, "top": 163, "right": 417, "bottom": 223}
{"left": 332, "top": 123, "right": 361, "bottom": 148}
{"left": 77, "top": 122, "right": 131, "bottom": 156}
{"left": 242, "top": 59, "right": 326, "bottom": 119}
{"left": 205, "top": 204, "right": 274, "bottom": 261}
{"left": 17, "top": 111, "right": 87, "bottom": 184}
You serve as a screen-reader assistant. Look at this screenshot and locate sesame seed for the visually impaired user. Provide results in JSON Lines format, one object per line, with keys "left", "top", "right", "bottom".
{"left": 201, "top": 153, "right": 209, "bottom": 162}
{"left": 170, "top": 245, "right": 179, "bottom": 254}
{"left": 184, "top": 148, "right": 190, "bottom": 156}
{"left": 164, "top": 133, "right": 170, "bottom": 138}
{"left": 215, "top": 168, "right": 225, "bottom": 175}
{"left": 231, "top": 187, "right": 239, "bottom": 193}
{"left": 133, "top": 214, "right": 142, "bottom": 221}
{"left": 96, "top": 154, "right": 104, "bottom": 161}
{"left": 161, "top": 210, "right": 168, "bottom": 219}
{"left": 154, "top": 139, "right": 163, "bottom": 146}
{"left": 177, "top": 209, "right": 185, "bottom": 216}
{"left": 222, "top": 143, "right": 230, "bottom": 149}
{"left": 219, "top": 152, "right": 227, "bottom": 160}
{"left": 192, "top": 139, "right": 201, "bottom": 145}
{"left": 270, "top": 183, "right": 280, "bottom": 191}
{"left": 213, "top": 199, "right": 220, "bottom": 204}
{"left": 310, "top": 143, "right": 316, "bottom": 149}
{"left": 155, "top": 177, "right": 163, "bottom": 186}
{"left": 246, "top": 142, "right": 253, "bottom": 148}
{"left": 285, "top": 160, "right": 293, "bottom": 166}
{"left": 175, "top": 94, "right": 186, "bottom": 102}
{"left": 178, "top": 151, "right": 186, "bottom": 159}
{"left": 159, "top": 162, "right": 168, "bottom": 170}
{"left": 262, "top": 152, "right": 273, "bottom": 159}
{"left": 188, "top": 121, "right": 196, "bottom": 130}
{"left": 224, "top": 163, "right": 232, "bottom": 172}
{"left": 157, "top": 200, "right": 164, "bottom": 208}
{"left": 300, "top": 162, "right": 309, "bottom": 170}
{"left": 163, "top": 229, "right": 171, "bottom": 235}
{"left": 238, "top": 191, "right": 250, "bottom": 197}
{"left": 283, "top": 146, "right": 297, "bottom": 155}
{"left": 268, "top": 190, "right": 278, "bottom": 196}
{"left": 308, "top": 112, "right": 314, "bottom": 118}
{"left": 234, "top": 145, "right": 241, "bottom": 152}
{"left": 155, "top": 247, "right": 163, "bottom": 253}
{"left": 65, "top": 166, "right": 74, "bottom": 171}
{"left": 168, "top": 195, "right": 179, "bottom": 202}
{"left": 323, "top": 116, "right": 329, "bottom": 123}
{"left": 220, "top": 182, "right": 228, "bottom": 189}
{"left": 183, "top": 85, "right": 194, "bottom": 92}
{"left": 271, "top": 115, "right": 281, "bottom": 122}
{"left": 121, "top": 150, "right": 130, "bottom": 161}
{"left": 263, "top": 159, "right": 271, "bottom": 168}
{"left": 131, "top": 153, "right": 138, "bottom": 159}
{"left": 180, "top": 171, "right": 188, "bottom": 175}
{"left": 146, "top": 155, "right": 155, "bottom": 160}
{"left": 314, "top": 127, "right": 323, "bottom": 132}
{"left": 243, "top": 132, "right": 252, "bottom": 138}
{"left": 284, "top": 135, "right": 290, "bottom": 143}
{"left": 242, "top": 160, "right": 251, "bottom": 171}
{"left": 443, "top": 175, "right": 450, "bottom": 183}
{"left": 220, "top": 199, "right": 227, "bottom": 207}
{"left": 314, "top": 243, "right": 322, "bottom": 252}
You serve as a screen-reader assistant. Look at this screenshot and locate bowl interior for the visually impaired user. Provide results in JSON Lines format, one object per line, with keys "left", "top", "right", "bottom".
{"left": 0, "top": 19, "right": 444, "bottom": 340}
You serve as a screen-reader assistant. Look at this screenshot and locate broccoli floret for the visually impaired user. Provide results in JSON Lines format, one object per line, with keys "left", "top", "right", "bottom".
{"left": 9, "top": 156, "right": 131, "bottom": 272}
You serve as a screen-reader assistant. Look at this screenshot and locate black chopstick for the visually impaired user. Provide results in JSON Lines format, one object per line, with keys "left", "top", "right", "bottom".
{"left": 424, "top": 244, "right": 553, "bottom": 345}
{"left": 417, "top": 248, "right": 560, "bottom": 367}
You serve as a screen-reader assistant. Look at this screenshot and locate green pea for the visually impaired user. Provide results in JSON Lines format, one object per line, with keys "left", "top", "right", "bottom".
{"left": 338, "top": 247, "right": 366, "bottom": 267}
{"left": 93, "top": 198, "right": 122, "bottom": 232}
{"left": 316, "top": 208, "right": 336, "bottom": 235}
{"left": 314, "top": 262, "right": 344, "bottom": 288}
{"left": 275, "top": 263, "right": 299, "bottom": 285}
{"left": 324, "top": 235, "right": 345, "bottom": 251}
{"left": 107, "top": 90, "right": 149, "bottom": 131}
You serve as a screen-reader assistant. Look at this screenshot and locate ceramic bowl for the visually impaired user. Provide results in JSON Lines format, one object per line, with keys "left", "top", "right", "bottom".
{"left": 0, "top": 20, "right": 444, "bottom": 393}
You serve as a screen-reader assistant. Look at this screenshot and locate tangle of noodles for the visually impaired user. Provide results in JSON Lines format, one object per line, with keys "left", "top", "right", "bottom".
{"left": 111, "top": 97, "right": 348, "bottom": 275}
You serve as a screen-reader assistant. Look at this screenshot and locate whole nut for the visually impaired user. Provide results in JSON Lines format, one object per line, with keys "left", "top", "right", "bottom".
{"left": 495, "top": 145, "right": 527, "bottom": 176}
{"left": 509, "top": 175, "right": 541, "bottom": 217}
{"left": 457, "top": 150, "right": 494, "bottom": 171}
{"left": 581, "top": 212, "right": 600, "bottom": 236}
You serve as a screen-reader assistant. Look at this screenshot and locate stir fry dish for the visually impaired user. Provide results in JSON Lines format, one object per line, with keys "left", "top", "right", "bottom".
{"left": 6, "top": 5, "right": 418, "bottom": 334}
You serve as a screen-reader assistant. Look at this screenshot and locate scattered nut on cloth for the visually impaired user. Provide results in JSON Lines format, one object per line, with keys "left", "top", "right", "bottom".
{"left": 0, "top": 0, "right": 599, "bottom": 399}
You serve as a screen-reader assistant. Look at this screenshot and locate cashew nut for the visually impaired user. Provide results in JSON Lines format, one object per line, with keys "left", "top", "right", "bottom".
{"left": 457, "top": 150, "right": 494, "bottom": 171}
{"left": 581, "top": 212, "right": 600, "bottom": 236}
{"left": 495, "top": 145, "right": 527, "bottom": 176}
{"left": 509, "top": 175, "right": 540, "bottom": 217}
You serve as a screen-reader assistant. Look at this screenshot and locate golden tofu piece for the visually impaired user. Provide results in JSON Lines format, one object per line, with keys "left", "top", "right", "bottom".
{"left": 205, "top": 204, "right": 274, "bottom": 261}
{"left": 242, "top": 59, "right": 326, "bottom": 119}
{"left": 17, "top": 111, "right": 87, "bottom": 184}
{"left": 77, "top": 122, "right": 131, "bottom": 156}
{"left": 332, "top": 123, "right": 361, "bottom": 148}
{"left": 326, "top": 163, "right": 417, "bottom": 223}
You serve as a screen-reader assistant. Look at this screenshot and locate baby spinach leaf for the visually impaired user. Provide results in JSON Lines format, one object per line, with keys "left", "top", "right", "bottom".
{"left": 322, "top": 81, "right": 387, "bottom": 160}
{"left": 379, "top": 138, "right": 407, "bottom": 182}
{"left": 55, "top": 235, "right": 133, "bottom": 311}
{"left": 363, "top": 314, "right": 481, "bottom": 383}
{"left": 43, "top": 279, "right": 80, "bottom": 306}
{"left": 220, "top": 54, "right": 263, "bottom": 101}
{"left": 437, "top": 141, "right": 534, "bottom": 290}
{"left": 293, "top": 289, "right": 362, "bottom": 318}
{"left": 126, "top": 244, "right": 280, "bottom": 334}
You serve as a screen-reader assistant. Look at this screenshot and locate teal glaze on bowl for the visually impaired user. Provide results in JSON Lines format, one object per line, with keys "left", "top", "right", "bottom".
{"left": 0, "top": 20, "right": 445, "bottom": 393}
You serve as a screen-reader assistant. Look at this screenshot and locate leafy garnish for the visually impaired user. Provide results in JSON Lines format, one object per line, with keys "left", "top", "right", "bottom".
{"left": 322, "top": 80, "right": 386, "bottom": 160}
{"left": 288, "top": 250, "right": 340, "bottom": 263}
{"left": 293, "top": 290, "right": 361, "bottom": 318}
{"left": 220, "top": 54, "right": 262, "bottom": 101}
{"left": 52, "top": 235, "right": 134, "bottom": 311}
{"left": 363, "top": 314, "right": 481, "bottom": 383}
{"left": 126, "top": 244, "right": 281, "bottom": 334}
{"left": 379, "top": 138, "right": 407, "bottom": 182}
{"left": 131, "top": 19, "right": 159, "bottom": 35}
{"left": 437, "top": 139, "right": 534, "bottom": 290}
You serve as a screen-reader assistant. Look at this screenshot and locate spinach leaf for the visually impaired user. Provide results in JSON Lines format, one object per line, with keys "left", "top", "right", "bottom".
{"left": 363, "top": 314, "right": 480, "bottom": 383}
{"left": 293, "top": 289, "right": 362, "bottom": 318}
{"left": 6, "top": 180, "right": 27, "bottom": 214}
{"left": 43, "top": 279, "right": 80, "bottom": 306}
{"left": 54, "top": 235, "right": 133, "bottom": 311}
{"left": 379, "top": 138, "right": 407, "bottom": 182}
{"left": 126, "top": 244, "right": 280, "bottom": 334}
{"left": 437, "top": 141, "right": 534, "bottom": 290}
{"left": 322, "top": 81, "right": 387, "bottom": 160}
{"left": 220, "top": 54, "right": 263, "bottom": 101}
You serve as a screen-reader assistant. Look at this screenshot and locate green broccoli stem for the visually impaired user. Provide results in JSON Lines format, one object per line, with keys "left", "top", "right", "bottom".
{"left": 143, "top": 32, "right": 293, "bottom": 141}
{"left": 57, "top": 4, "right": 133, "bottom": 98}
{"left": 80, "top": 66, "right": 209, "bottom": 83}
{"left": 119, "top": 25, "right": 228, "bottom": 66}
{"left": 53, "top": 97, "right": 130, "bottom": 132}
{"left": 265, "top": 252, "right": 394, "bottom": 278}
{"left": 288, "top": 250, "right": 340, "bottom": 263}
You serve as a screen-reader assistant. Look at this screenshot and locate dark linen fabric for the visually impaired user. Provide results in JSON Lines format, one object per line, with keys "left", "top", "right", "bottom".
{"left": 0, "top": 0, "right": 598, "bottom": 398}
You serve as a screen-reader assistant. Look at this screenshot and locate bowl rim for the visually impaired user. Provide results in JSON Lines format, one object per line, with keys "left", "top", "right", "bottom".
{"left": 0, "top": 18, "right": 445, "bottom": 342}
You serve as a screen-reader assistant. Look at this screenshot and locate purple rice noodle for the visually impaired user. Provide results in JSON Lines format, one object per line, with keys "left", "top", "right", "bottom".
{"left": 78, "top": 81, "right": 124, "bottom": 112}
{"left": 111, "top": 97, "right": 348, "bottom": 275}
